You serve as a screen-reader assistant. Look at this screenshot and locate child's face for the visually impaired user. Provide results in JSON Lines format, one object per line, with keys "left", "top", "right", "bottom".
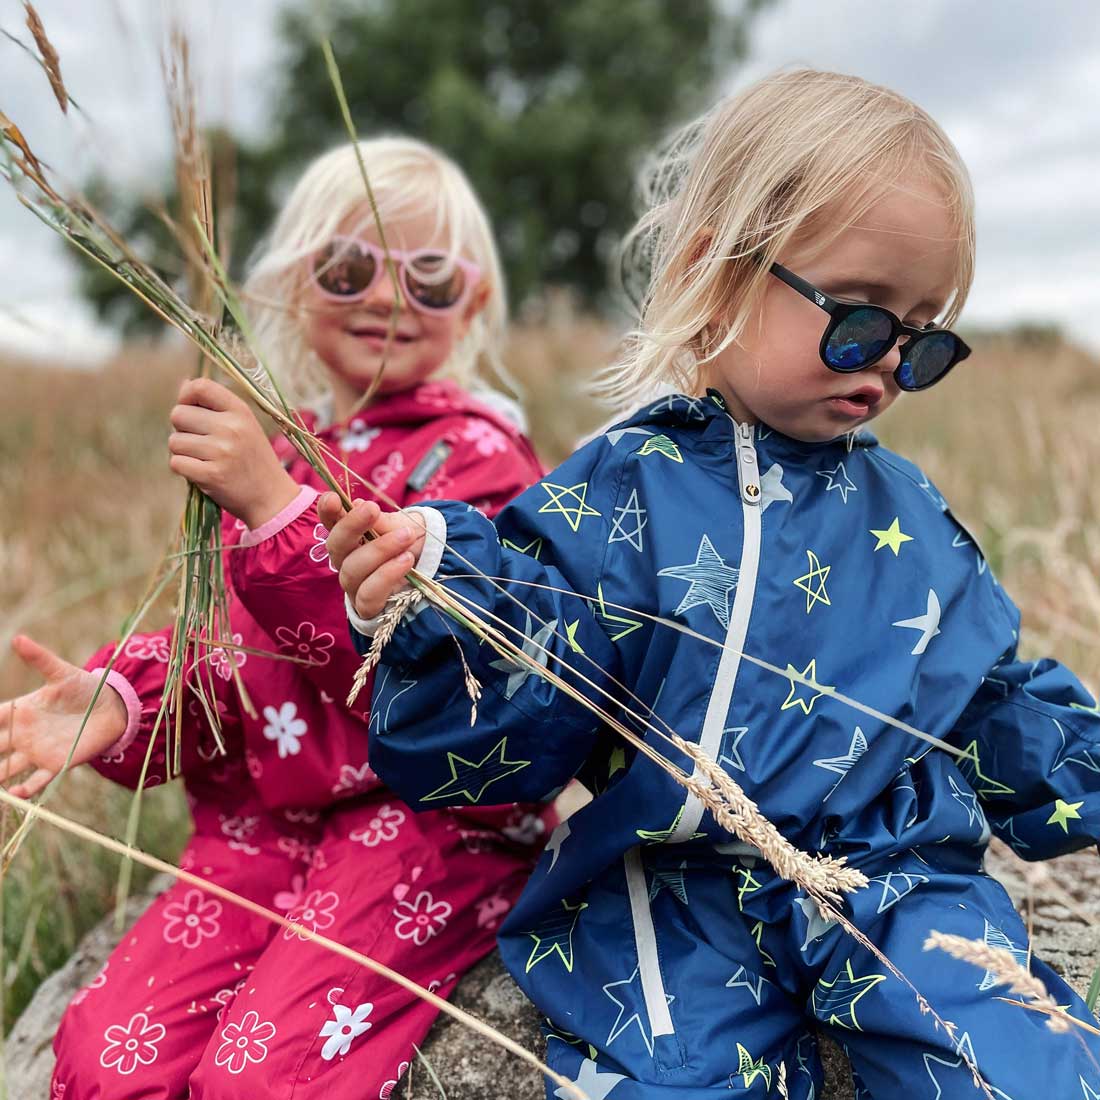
{"left": 704, "top": 177, "right": 959, "bottom": 442}
{"left": 301, "top": 206, "right": 489, "bottom": 416}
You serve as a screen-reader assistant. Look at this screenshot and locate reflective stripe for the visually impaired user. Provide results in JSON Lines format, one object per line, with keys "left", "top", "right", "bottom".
{"left": 624, "top": 848, "right": 675, "bottom": 1038}
{"left": 670, "top": 418, "right": 762, "bottom": 842}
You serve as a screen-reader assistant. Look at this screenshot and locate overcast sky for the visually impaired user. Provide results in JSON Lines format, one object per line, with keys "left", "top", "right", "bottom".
{"left": 1, "top": 0, "right": 1098, "bottom": 363}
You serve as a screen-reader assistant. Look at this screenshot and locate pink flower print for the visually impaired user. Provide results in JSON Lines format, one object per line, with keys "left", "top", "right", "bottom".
{"left": 349, "top": 804, "right": 406, "bottom": 847}
{"left": 393, "top": 890, "right": 452, "bottom": 946}
{"left": 284, "top": 888, "right": 340, "bottom": 941}
{"left": 71, "top": 960, "right": 109, "bottom": 1006}
{"left": 99, "top": 1012, "right": 165, "bottom": 1076}
{"left": 123, "top": 634, "right": 170, "bottom": 662}
{"left": 274, "top": 621, "right": 335, "bottom": 668}
{"left": 219, "top": 814, "right": 260, "bottom": 856}
{"left": 380, "top": 1061, "right": 411, "bottom": 1098}
{"left": 332, "top": 762, "right": 378, "bottom": 798}
{"left": 245, "top": 749, "right": 263, "bottom": 780}
{"left": 475, "top": 892, "right": 511, "bottom": 930}
{"left": 162, "top": 889, "right": 222, "bottom": 950}
{"left": 51, "top": 1083, "right": 67, "bottom": 1098}
{"left": 213, "top": 1010, "right": 276, "bottom": 1075}
{"left": 414, "top": 382, "right": 454, "bottom": 409}
{"left": 319, "top": 1001, "right": 374, "bottom": 1060}
{"left": 275, "top": 835, "right": 318, "bottom": 865}
{"left": 310, "top": 522, "right": 338, "bottom": 572}
{"left": 273, "top": 872, "right": 307, "bottom": 913}
{"left": 370, "top": 451, "right": 405, "bottom": 492}
{"left": 208, "top": 633, "right": 246, "bottom": 681}
{"left": 339, "top": 418, "right": 381, "bottom": 453}
{"left": 262, "top": 701, "right": 308, "bottom": 759}
{"left": 461, "top": 419, "right": 509, "bottom": 457}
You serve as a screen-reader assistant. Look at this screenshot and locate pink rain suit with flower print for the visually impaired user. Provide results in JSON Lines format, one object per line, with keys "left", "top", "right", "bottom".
{"left": 52, "top": 380, "right": 551, "bottom": 1100}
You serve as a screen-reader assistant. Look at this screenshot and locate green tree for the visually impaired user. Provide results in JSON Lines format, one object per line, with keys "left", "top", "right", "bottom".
{"left": 81, "top": 0, "right": 767, "bottom": 330}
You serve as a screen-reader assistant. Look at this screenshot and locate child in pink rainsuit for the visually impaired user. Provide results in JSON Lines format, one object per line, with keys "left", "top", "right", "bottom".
{"left": 1, "top": 136, "right": 548, "bottom": 1099}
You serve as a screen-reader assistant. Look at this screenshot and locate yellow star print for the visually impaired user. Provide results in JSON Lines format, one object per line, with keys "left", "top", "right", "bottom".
{"left": 736, "top": 1045, "right": 772, "bottom": 1090}
{"left": 869, "top": 517, "right": 913, "bottom": 556}
{"left": 793, "top": 549, "right": 831, "bottom": 613}
{"left": 781, "top": 659, "right": 834, "bottom": 715}
{"left": 608, "top": 747, "right": 626, "bottom": 777}
{"left": 1047, "top": 798, "right": 1084, "bottom": 833}
{"left": 502, "top": 535, "right": 543, "bottom": 560}
{"left": 524, "top": 899, "right": 588, "bottom": 972}
{"left": 537, "top": 481, "right": 601, "bottom": 533}
{"left": 637, "top": 434, "right": 683, "bottom": 462}
{"left": 422, "top": 738, "right": 531, "bottom": 804}
{"left": 565, "top": 620, "right": 585, "bottom": 653}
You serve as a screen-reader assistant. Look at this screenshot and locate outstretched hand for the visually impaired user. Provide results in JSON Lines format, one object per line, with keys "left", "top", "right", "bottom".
{"left": 318, "top": 494, "right": 426, "bottom": 620}
{"left": 0, "top": 635, "right": 128, "bottom": 799}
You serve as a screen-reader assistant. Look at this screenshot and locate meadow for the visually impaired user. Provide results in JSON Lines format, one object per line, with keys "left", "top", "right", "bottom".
{"left": 0, "top": 319, "right": 1098, "bottom": 1029}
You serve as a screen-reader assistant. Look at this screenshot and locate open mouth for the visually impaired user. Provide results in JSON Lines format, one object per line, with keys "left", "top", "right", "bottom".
{"left": 347, "top": 326, "right": 416, "bottom": 344}
{"left": 829, "top": 386, "right": 882, "bottom": 417}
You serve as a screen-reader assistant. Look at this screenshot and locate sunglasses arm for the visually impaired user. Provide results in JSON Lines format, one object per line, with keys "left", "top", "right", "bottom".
{"left": 768, "top": 263, "right": 838, "bottom": 315}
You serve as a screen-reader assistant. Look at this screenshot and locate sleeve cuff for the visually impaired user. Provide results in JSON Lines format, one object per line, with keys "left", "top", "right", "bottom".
{"left": 239, "top": 485, "right": 319, "bottom": 547}
{"left": 91, "top": 668, "right": 142, "bottom": 755}
{"left": 346, "top": 506, "right": 446, "bottom": 637}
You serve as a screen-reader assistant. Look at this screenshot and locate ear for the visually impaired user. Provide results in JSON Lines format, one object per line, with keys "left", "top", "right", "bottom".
{"left": 686, "top": 228, "right": 714, "bottom": 271}
{"left": 463, "top": 279, "right": 492, "bottom": 324}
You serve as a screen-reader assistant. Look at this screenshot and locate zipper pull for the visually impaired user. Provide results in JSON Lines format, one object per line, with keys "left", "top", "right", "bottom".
{"left": 735, "top": 422, "right": 761, "bottom": 506}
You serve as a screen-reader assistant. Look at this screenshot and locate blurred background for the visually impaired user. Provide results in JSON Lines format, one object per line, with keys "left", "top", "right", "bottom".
{"left": 1, "top": 0, "right": 1098, "bottom": 1029}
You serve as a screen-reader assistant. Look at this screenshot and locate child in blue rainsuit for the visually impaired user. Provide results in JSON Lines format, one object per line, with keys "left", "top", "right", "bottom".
{"left": 320, "top": 70, "right": 1100, "bottom": 1098}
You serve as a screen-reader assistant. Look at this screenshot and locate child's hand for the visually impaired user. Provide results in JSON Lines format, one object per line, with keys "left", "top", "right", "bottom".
{"left": 168, "top": 378, "right": 299, "bottom": 529}
{"left": 318, "top": 494, "right": 426, "bottom": 619}
{"left": 0, "top": 635, "right": 129, "bottom": 798}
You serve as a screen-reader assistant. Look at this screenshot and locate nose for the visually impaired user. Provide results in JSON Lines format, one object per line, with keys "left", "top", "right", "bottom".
{"left": 362, "top": 265, "right": 406, "bottom": 315}
{"left": 874, "top": 338, "right": 903, "bottom": 374}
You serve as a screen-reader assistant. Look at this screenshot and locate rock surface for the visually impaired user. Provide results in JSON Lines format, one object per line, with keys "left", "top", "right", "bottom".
{"left": 7, "top": 844, "right": 1100, "bottom": 1098}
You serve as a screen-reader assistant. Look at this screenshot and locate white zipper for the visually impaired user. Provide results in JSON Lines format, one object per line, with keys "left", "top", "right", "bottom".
{"left": 670, "top": 418, "right": 762, "bottom": 840}
{"left": 628, "top": 418, "right": 763, "bottom": 1047}
{"left": 623, "top": 848, "right": 675, "bottom": 1041}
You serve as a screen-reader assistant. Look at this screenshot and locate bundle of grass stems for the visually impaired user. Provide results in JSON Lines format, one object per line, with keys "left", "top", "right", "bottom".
{"left": 0, "top": 12, "right": 1084, "bottom": 1098}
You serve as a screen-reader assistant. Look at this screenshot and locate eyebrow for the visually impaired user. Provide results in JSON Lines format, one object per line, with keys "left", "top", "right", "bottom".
{"left": 824, "top": 278, "right": 946, "bottom": 317}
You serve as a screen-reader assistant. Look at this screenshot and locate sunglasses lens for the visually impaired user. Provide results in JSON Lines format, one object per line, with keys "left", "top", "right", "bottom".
{"left": 824, "top": 308, "right": 895, "bottom": 370}
{"left": 313, "top": 240, "right": 376, "bottom": 297}
{"left": 897, "top": 332, "right": 958, "bottom": 390}
{"left": 404, "top": 253, "right": 467, "bottom": 310}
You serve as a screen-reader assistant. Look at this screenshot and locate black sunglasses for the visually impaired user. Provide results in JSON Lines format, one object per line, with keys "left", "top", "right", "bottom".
{"left": 769, "top": 263, "right": 970, "bottom": 392}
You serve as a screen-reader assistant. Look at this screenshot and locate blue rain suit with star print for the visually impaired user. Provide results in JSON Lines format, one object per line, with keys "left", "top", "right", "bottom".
{"left": 357, "top": 391, "right": 1100, "bottom": 1099}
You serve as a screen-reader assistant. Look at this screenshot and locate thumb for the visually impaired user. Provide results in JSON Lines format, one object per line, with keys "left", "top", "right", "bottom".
{"left": 11, "top": 635, "right": 74, "bottom": 683}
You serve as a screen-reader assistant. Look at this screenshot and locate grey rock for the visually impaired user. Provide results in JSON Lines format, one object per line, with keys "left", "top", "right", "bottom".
{"left": 8, "top": 844, "right": 1100, "bottom": 1099}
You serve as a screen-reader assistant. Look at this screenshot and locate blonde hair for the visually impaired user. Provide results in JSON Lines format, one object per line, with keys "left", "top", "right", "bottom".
{"left": 243, "top": 136, "right": 509, "bottom": 410}
{"left": 600, "top": 69, "right": 975, "bottom": 410}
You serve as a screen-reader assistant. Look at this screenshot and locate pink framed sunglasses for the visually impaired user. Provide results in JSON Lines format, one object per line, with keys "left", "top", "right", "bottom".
{"left": 308, "top": 235, "right": 482, "bottom": 314}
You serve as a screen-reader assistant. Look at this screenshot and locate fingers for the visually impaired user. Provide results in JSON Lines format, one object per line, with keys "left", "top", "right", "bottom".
{"left": 168, "top": 453, "right": 208, "bottom": 483}
{"left": 9, "top": 767, "right": 54, "bottom": 800}
{"left": 167, "top": 432, "right": 218, "bottom": 461}
{"left": 11, "top": 635, "right": 72, "bottom": 684}
{"left": 0, "top": 751, "right": 30, "bottom": 782}
{"left": 177, "top": 376, "right": 238, "bottom": 412}
{"left": 325, "top": 499, "right": 380, "bottom": 569}
{"left": 350, "top": 547, "right": 417, "bottom": 620}
{"left": 168, "top": 402, "right": 218, "bottom": 434}
{"left": 316, "top": 491, "right": 347, "bottom": 533}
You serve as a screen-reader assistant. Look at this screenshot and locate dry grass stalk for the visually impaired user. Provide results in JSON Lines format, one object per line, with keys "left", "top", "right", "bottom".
{"left": 0, "top": 787, "right": 589, "bottom": 1100}
{"left": 24, "top": 3, "right": 67, "bottom": 114}
{"left": 924, "top": 930, "right": 1070, "bottom": 1033}
{"left": 347, "top": 588, "right": 423, "bottom": 706}
{"left": 674, "top": 735, "right": 867, "bottom": 903}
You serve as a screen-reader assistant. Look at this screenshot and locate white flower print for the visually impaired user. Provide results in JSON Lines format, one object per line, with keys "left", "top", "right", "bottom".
{"left": 319, "top": 1001, "right": 374, "bottom": 1060}
{"left": 284, "top": 888, "right": 340, "bottom": 941}
{"left": 123, "top": 634, "right": 170, "bottom": 662}
{"left": 219, "top": 814, "right": 260, "bottom": 856}
{"left": 371, "top": 450, "right": 405, "bottom": 491}
{"left": 51, "top": 1082, "right": 67, "bottom": 1098}
{"left": 502, "top": 811, "right": 546, "bottom": 846}
{"left": 310, "top": 522, "right": 339, "bottom": 572}
{"left": 284, "top": 807, "right": 321, "bottom": 824}
{"left": 274, "top": 621, "right": 335, "bottom": 667}
{"left": 214, "top": 1010, "right": 276, "bottom": 1075}
{"left": 209, "top": 633, "right": 247, "bottom": 681}
{"left": 380, "top": 1061, "right": 411, "bottom": 1098}
{"left": 162, "top": 889, "right": 222, "bottom": 950}
{"left": 273, "top": 872, "right": 307, "bottom": 913}
{"left": 332, "top": 762, "right": 377, "bottom": 798}
{"left": 99, "top": 1012, "right": 165, "bottom": 1076}
{"left": 461, "top": 419, "right": 509, "bottom": 456}
{"left": 262, "top": 701, "right": 308, "bottom": 759}
{"left": 71, "top": 960, "right": 109, "bottom": 1006}
{"left": 393, "top": 890, "right": 452, "bottom": 946}
{"left": 349, "top": 804, "right": 406, "bottom": 847}
{"left": 339, "top": 418, "right": 382, "bottom": 453}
